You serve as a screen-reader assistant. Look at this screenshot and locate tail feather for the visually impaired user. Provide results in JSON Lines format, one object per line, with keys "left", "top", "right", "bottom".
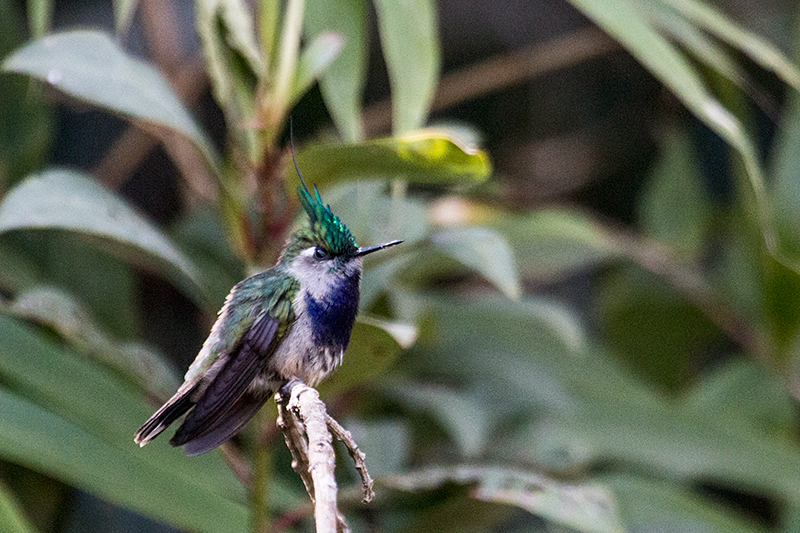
{"left": 178, "top": 391, "right": 270, "bottom": 456}
{"left": 134, "top": 381, "right": 199, "bottom": 446}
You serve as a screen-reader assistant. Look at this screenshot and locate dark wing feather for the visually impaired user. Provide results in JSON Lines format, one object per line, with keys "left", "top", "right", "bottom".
{"left": 134, "top": 381, "right": 200, "bottom": 445}
{"left": 170, "top": 314, "right": 279, "bottom": 449}
{"left": 182, "top": 391, "right": 270, "bottom": 456}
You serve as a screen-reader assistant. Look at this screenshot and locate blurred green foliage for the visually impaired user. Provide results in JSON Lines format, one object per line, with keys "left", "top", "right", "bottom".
{"left": 1, "top": 0, "right": 800, "bottom": 532}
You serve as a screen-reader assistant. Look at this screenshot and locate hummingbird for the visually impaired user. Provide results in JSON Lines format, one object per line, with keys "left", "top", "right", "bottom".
{"left": 134, "top": 178, "right": 402, "bottom": 455}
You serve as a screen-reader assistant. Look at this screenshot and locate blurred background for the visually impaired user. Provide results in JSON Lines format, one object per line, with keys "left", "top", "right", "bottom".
{"left": 2, "top": 0, "right": 800, "bottom": 532}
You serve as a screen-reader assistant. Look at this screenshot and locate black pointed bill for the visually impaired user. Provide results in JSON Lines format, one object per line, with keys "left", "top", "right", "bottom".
{"left": 352, "top": 239, "right": 403, "bottom": 258}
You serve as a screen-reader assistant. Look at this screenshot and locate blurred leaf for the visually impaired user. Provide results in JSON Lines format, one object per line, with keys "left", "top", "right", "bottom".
{"left": 598, "top": 266, "right": 720, "bottom": 390}
{"left": 0, "top": 479, "right": 37, "bottom": 533}
{"left": 385, "top": 466, "right": 624, "bottom": 533}
{"left": 304, "top": 0, "right": 367, "bottom": 141}
{"left": 0, "top": 3, "right": 53, "bottom": 191}
{"left": 771, "top": 90, "right": 800, "bottom": 229}
{"left": 495, "top": 208, "right": 621, "bottom": 281}
{"left": 170, "top": 205, "right": 245, "bottom": 305}
{"left": 0, "top": 242, "right": 39, "bottom": 294}
{"left": 195, "top": 0, "right": 260, "bottom": 160}
{"left": 345, "top": 419, "right": 409, "bottom": 479}
{"left": 113, "top": 0, "right": 139, "bottom": 35}
{"left": 381, "top": 380, "right": 489, "bottom": 457}
{"left": 565, "top": 0, "right": 780, "bottom": 274}
{"left": 373, "top": 0, "right": 440, "bottom": 133}
{"left": 289, "top": 32, "right": 343, "bottom": 108}
{"left": 358, "top": 315, "right": 418, "bottom": 349}
{"left": 684, "top": 358, "right": 796, "bottom": 440}
{"left": 2, "top": 31, "right": 219, "bottom": 171}
{"left": 412, "top": 295, "right": 800, "bottom": 504}
{"left": 0, "top": 316, "right": 247, "bottom": 532}
{"left": 294, "top": 129, "right": 491, "bottom": 186}
{"left": 646, "top": 2, "right": 747, "bottom": 91}
{"left": 3, "top": 286, "right": 179, "bottom": 399}
{"left": 317, "top": 321, "right": 403, "bottom": 397}
{"left": 639, "top": 132, "right": 710, "bottom": 258}
{"left": 26, "top": 0, "right": 53, "bottom": 39}
{"left": 606, "top": 474, "right": 769, "bottom": 533}
{"left": 431, "top": 226, "right": 520, "bottom": 299}
{"left": 0, "top": 170, "right": 210, "bottom": 310}
{"left": 658, "top": 0, "right": 800, "bottom": 92}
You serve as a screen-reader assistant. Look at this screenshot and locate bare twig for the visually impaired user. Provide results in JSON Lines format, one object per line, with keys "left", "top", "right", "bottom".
{"left": 326, "top": 415, "right": 374, "bottom": 503}
{"left": 277, "top": 380, "right": 360, "bottom": 533}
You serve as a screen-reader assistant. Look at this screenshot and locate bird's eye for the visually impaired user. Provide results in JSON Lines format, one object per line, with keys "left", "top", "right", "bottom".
{"left": 313, "top": 247, "right": 330, "bottom": 260}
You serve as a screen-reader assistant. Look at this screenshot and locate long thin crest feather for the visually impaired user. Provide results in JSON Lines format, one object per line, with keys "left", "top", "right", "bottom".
{"left": 288, "top": 117, "right": 358, "bottom": 255}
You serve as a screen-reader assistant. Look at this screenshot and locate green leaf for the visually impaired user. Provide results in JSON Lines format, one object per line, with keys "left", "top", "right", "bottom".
{"left": 293, "top": 129, "right": 491, "bottom": 186}
{"left": 304, "top": 0, "right": 368, "bottom": 141}
{"left": 384, "top": 466, "right": 625, "bottom": 533}
{"left": 658, "top": 0, "right": 800, "bottom": 92}
{"left": 0, "top": 169, "right": 210, "bottom": 310}
{"left": 344, "top": 419, "right": 410, "bottom": 479}
{"left": 289, "top": 32, "right": 343, "bottom": 108}
{"left": 0, "top": 3, "right": 53, "bottom": 190}
{"left": 411, "top": 295, "right": 800, "bottom": 504}
{"left": 112, "top": 0, "right": 139, "bottom": 35}
{"left": 4, "top": 286, "right": 179, "bottom": 399}
{"left": 381, "top": 380, "right": 489, "bottom": 457}
{"left": 684, "top": 358, "right": 796, "bottom": 439}
{"left": 0, "top": 479, "right": 37, "bottom": 533}
{"left": 565, "top": 0, "right": 780, "bottom": 272}
{"left": 606, "top": 474, "right": 769, "bottom": 533}
{"left": 195, "top": 0, "right": 261, "bottom": 161}
{"left": 638, "top": 131, "right": 710, "bottom": 258}
{"left": 431, "top": 226, "right": 520, "bottom": 299}
{"left": 26, "top": 0, "right": 53, "bottom": 39}
{"left": 0, "top": 315, "right": 247, "bottom": 532}
{"left": 373, "top": 0, "right": 440, "bottom": 133}
{"left": 494, "top": 208, "right": 621, "bottom": 281}
{"left": 1, "top": 31, "right": 219, "bottom": 171}
{"left": 644, "top": 2, "right": 748, "bottom": 93}
{"left": 317, "top": 322, "right": 403, "bottom": 397}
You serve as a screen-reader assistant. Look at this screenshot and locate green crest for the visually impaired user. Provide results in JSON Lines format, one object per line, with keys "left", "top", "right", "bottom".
{"left": 296, "top": 185, "right": 358, "bottom": 255}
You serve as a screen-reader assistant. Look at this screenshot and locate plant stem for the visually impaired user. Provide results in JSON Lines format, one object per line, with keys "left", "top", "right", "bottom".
{"left": 258, "top": 0, "right": 280, "bottom": 77}
{"left": 261, "top": 0, "right": 305, "bottom": 147}
{"left": 250, "top": 409, "right": 274, "bottom": 533}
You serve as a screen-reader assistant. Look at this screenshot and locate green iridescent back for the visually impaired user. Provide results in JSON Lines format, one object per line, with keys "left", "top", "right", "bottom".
{"left": 294, "top": 185, "right": 358, "bottom": 256}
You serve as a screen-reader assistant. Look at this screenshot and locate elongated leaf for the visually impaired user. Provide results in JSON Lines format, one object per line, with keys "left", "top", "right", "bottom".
{"left": 0, "top": 169, "right": 210, "bottom": 310}
{"left": 113, "top": 0, "right": 139, "bottom": 35}
{"left": 373, "top": 0, "right": 440, "bottom": 133}
{"left": 659, "top": 0, "right": 800, "bottom": 92}
{"left": 0, "top": 479, "right": 37, "bottom": 533}
{"left": 294, "top": 129, "right": 491, "bottom": 186}
{"left": 606, "top": 474, "right": 769, "bottom": 533}
{"left": 0, "top": 316, "right": 247, "bottom": 532}
{"left": 0, "top": 389, "right": 247, "bottom": 533}
{"left": 345, "top": 419, "right": 410, "bottom": 479}
{"left": 195, "top": 0, "right": 260, "bottom": 160}
{"left": 26, "top": 0, "right": 53, "bottom": 39}
{"left": 639, "top": 131, "right": 710, "bottom": 258}
{"left": 289, "top": 32, "right": 343, "bottom": 108}
{"left": 304, "top": 0, "right": 368, "bottom": 141}
{"left": 431, "top": 226, "right": 520, "bottom": 299}
{"left": 494, "top": 208, "right": 621, "bottom": 281}
{"left": 381, "top": 380, "right": 489, "bottom": 456}
{"left": 4, "top": 286, "right": 179, "bottom": 399}
{"left": 565, "top": 0, "right": 780, "bottom": 271}
{"left": 385, "top": 466, "right": 624, "bottom": 533}
{"left": 2, "top": 31, "right": 219, "bottom": 170}
{"left": 317, "top": 322, "right": 403, "bottom": 397}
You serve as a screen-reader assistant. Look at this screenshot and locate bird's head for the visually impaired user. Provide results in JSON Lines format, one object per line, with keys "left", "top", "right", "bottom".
{"left": 281, "top": 183, "right": 402, "bottom": 288}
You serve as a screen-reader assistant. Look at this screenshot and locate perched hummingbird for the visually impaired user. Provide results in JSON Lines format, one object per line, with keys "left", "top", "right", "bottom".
{"left": 134, "top": 180, "right": 402, "bottom": 455}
